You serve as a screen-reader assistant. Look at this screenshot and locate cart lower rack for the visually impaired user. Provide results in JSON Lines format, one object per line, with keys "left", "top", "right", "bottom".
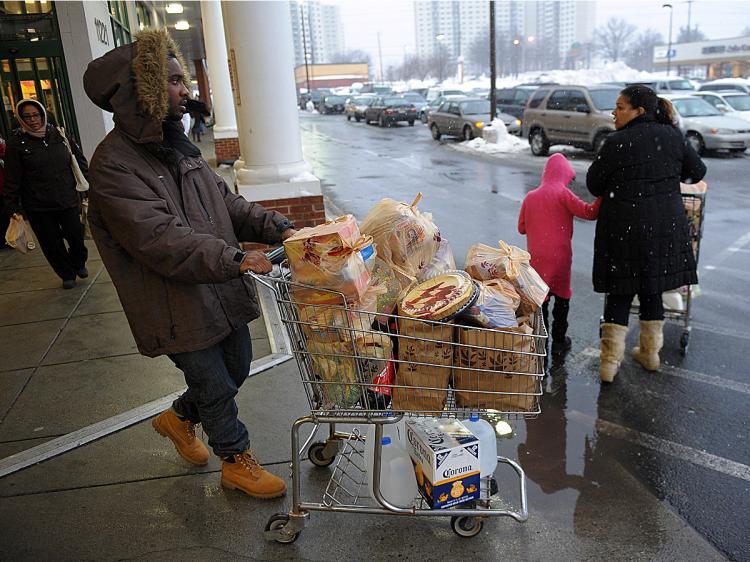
{"left": 250, "top": 269, "right": 547, "bottom": 542}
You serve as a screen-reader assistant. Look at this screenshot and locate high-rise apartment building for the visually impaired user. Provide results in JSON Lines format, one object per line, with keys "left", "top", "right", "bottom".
{"left": 414, "top": 0, "right": 595, "bottom": 74}
{"left": 289, "top": 1, "right": 344, "bottom": 67}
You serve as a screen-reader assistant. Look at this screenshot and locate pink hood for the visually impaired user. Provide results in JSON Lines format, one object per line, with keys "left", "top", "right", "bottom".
{"left": 539, "top": 153, "right": 575, "bottom": 189}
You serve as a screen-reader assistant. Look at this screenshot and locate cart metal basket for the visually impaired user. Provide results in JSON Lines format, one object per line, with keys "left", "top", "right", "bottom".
{"left": 251, "top": 268, "right": 547, "bottom": 542}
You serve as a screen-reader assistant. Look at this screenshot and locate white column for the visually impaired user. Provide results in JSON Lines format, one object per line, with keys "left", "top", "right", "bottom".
{"left": 221, "top": 0, "right": 320, "bottom": 200}
{"left": 200, "top": 0, "right": 237, "bottom": 140}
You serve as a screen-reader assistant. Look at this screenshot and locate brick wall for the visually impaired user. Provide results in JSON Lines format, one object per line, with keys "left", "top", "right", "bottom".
{"left": 214, "top": 137, "right": 240, "bottom": 163}
{"left": 242, "top": 195, "right": 326, "bottom": 251}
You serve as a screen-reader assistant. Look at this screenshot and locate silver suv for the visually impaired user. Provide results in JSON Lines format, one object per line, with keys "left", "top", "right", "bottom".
{"left": 521, "top": 86, "right": 620, "bottom": 156}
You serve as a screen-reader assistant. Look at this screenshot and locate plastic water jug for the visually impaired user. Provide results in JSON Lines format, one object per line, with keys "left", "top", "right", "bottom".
{"left": 464, "top": 413, "right": 498, "bottom": 478}
{"left": 363, "top": 415, "right": 405, "bottom": 497}
{"left": 373, "top": 437, "right": 417, "bottom": 509}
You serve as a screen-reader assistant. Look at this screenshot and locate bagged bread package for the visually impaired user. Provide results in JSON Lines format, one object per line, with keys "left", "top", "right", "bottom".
{"left": 391, "top": 317, "right": 454, "bottom": 412}
{"left": 285, "top": 215, "right": 372, "bottom": 303}
{"left": 453, "top": 322, "right": 541, "bottom": 412}
{"left": 416, "top": 237, "right": 456, "bottom": 282}
{"left": 307, "top": 340, "right": 361, "bottom": 408}
{"left": 360, "top": 193, "right": 441, "bottom": 292}
{"left": 464, "top": 241, "right": 548, "bottom": 314}
{"left": 460, "top": 279, "right": 520, "bottom": 329}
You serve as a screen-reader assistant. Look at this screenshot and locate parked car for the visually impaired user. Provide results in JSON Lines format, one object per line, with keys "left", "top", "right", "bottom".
{"left": 420, "top": 94, "right": 467, "bottom": 123}
{"left": 344, "top": 95, "right": 375, "bottom": 122}
{"left": 318, "top": 95, "right": 348, "bottom": 114}
{"left": 401, "top": 92, "right": 428, "bottom": 113}
{"left": 428, "top": 98, "right": 521, "bottom": 141}
{"left": 698, "top": 79, "right": 750, "bottom": 94}
{"left": 364, "top": 96, "right": 418, "bottom": 126}
{"left": 492, "top": 85, "right": 540, "bottom": 121}
{"left": 521, "top": 85, "right": 620, "bottom": 156}
{"left": 663, "top": 94, "right": 750, "bottom": 154}
{"left": 425, "top": 86, "right": 466, "bottom": 102}
{"left": 626, "top": 78, "right": 695, "bottom": 93}
{"left": 692, "top": 91, "right": 750, "bottom": 121}
{"left": 360, "top": 83, "right": 393, "bottom": 95}
{"left": 298, "top": 89, "right": 329, "bottom": 110}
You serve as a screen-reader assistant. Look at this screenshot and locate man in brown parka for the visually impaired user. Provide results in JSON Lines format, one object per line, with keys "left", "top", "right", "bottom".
{"left": 84, "top": 29, "right": 293, "bottom": 499}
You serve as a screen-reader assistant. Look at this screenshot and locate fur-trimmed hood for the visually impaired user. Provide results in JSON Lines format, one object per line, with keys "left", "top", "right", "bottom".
{"left": 83, "top": 29, "right": 190, "bottom": 144}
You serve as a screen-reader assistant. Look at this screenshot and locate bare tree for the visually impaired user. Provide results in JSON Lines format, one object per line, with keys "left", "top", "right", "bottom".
{"left": 428, "top": 42, "right": 452, "bottom": 82}
{"left": 594, "top": 18, "right": 637, "bottom": 62}
{"left": 468, "top": 32, "right": 490, "bottom": 76}
{"left": 626, "top": 29, "right": 664, "bottom": 71}
{"left": 676, "top": 25, "right": 707, "bottom": 43}
{"left": 741, "top": 26, "right": 750, "bottom": 37}
{"left": 331, "top": 50, "right": 372, "bottom": 64}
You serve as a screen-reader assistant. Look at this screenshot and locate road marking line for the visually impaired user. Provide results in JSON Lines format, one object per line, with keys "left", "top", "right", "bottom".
{"left": 567, "top": 409, "right": 750, "bottom": 483}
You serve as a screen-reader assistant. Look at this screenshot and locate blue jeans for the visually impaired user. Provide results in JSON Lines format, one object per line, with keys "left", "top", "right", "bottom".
{"left": 169, "top": 326, "right": 252, "bottom": 458}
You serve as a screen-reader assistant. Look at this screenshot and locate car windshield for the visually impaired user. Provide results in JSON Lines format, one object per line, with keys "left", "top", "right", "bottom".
{"left": 442, "top": 89, "right": 464, "bottom": 96}
{"left": 589, "top": 90, "right": 619, "bottom": 110}
{"left": 326, "top": 96, "right": 346, "bottom": 103}
{"left": 672, "top": 98, "right": 722, "bottom": 117}
{"left": 352, "top": 97, "right": 371, "bottom": 105}
{"left": 403, "top": 93, "right": 425, "bottom": 102}
{"left": 669, "top": 80, "right": 694, "bottom": 90}
{"left": 725, "top": 95, "right": 750, "bottom": 111}
{"left": 384, "top": 97, "right": 407, "bottom": 106}
{"left": 460, "top": 100, "right": 490, "bottom": 115}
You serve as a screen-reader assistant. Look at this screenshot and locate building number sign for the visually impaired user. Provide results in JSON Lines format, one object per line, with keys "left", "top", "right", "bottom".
{"left": 95, "top": 18, "right": 110, "bottom": 46}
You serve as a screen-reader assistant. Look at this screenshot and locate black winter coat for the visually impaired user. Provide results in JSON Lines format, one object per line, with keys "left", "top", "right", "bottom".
{"left": 586, "top": 114, "right": 706, "bottom": 295}
{"left": 3, "top": 125, "right": 89, "bottom": 213}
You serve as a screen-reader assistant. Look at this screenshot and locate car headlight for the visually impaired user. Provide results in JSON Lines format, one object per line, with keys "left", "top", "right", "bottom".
{"left": 514, "top": 119, "right": 521, "bottom": 127}
{"left": 475, "top": 121, "right": 484, "bottom": 129}
{"left": 710, "top": 128, "right": 734, "bottom": 134}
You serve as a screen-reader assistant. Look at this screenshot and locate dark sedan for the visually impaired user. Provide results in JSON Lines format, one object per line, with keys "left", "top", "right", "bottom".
{"left": 364, "top": 96, "right": 418, "bottom": 127}
{"left": 319, "top": 95, "right": 348, "bottom": 114}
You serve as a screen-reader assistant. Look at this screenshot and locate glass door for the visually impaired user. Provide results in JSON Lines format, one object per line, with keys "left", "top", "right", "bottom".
{"left": 0, "top": 55, "right": 76, "bottom": 141}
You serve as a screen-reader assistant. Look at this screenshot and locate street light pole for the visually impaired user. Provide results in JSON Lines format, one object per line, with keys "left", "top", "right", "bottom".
{"left": 300, "top": 3, "right": 311, "bottom": 98}
{"left": 663, "top": 3, "right": 673, "bottom": 77}
{"left": 490, "top": 0, "right": 496, "bottom": 121}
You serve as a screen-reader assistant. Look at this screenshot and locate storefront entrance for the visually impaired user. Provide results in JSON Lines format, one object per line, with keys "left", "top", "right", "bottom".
{"left": 0, "top": 2, "right": 79, "bottom": 142}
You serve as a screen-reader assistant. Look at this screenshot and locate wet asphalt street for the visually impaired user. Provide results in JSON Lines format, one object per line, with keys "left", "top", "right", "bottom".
{"left": 299, "top": 112, "right": 750, "bottom": 561}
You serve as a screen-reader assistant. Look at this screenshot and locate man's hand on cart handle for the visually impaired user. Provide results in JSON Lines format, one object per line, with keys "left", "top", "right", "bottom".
{"left": 281, "top": 228, "right": 297, "bottom": 241}
{"left": 240, "top": 251, "right": 273, "bottom": 274}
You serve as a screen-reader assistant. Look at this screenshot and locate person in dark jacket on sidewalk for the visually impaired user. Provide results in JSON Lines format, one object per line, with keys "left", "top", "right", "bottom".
{"left": 84, "top": 29, "right": 296, "bottom": 499}
{"left": 587, "top": 85, "right": 706, "bottom": 382}
{"left": 3, "top": 99, "right": 89, "bottom": 287}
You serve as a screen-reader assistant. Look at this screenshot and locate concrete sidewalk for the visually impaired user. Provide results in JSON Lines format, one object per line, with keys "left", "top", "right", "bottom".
{"left": 0, "top": 131, "right": 725, "bottom": 561}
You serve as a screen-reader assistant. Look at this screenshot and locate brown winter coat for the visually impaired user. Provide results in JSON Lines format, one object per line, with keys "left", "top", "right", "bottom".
{"left": 83, "top": 30, "right": 289, "bottom": 357}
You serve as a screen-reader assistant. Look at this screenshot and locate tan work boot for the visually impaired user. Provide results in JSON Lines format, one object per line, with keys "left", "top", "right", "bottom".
{"left": 221, "top": 450, "right": 287, "bottom": 499}
{"left": 599, "top": 323, "right": 629, "bottom": 383}
{"left": 152, "top": 409, "right": 209, "bottom": 466}
{"left": 632, "top": 320, "right": 665, "bottom": 372}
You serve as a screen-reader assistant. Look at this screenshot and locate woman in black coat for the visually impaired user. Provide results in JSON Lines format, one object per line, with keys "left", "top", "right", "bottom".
{"left": 3, "top": 99, "right": 89, "bottom": 289}
{"left": 587, "top": 85, "right": 706, "bottom": 382}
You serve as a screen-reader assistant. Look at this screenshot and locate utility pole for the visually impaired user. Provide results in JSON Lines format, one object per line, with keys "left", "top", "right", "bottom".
{"left": 490, "top": 0, "right": 496, "bottom": 121}
{"left": 377, "top": 31, "right": 384, "bottom": 83}
{"left": 300, "top": 3, "right": 311, "bottom": 98}
{"left": 687, "top": 0, "right": 693, "bottom": 42}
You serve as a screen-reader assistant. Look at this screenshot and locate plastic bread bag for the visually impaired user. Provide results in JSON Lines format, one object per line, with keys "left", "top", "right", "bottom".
{"left": 367, "top": 257, "right": 402, "bottom": 320}
{"left": 360, "top": 193, "right": 441, "bottom": 292}
{"left": 416, "top": 237, "right": 456, "bottom": 282}
{"left": 464, "top": 240, "right": 548, "bottom": 313}
{"left": 459, "top": 279, "right": 520, "bottom": 329}
{"left": 284, "top": 215, "right": 372, "bottom": 303}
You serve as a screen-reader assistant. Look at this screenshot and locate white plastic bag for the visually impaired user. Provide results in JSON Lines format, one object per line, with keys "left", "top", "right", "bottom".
{"left": 5, "top": 214, "right": 36, "bottom": 254}
{"left": 416, "top": 238, "right": 456, "bottom": 282}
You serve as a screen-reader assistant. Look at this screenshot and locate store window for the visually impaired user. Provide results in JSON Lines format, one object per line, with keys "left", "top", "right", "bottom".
{"left": 108, "top": 1, "right": 131, "bottom": 47}
{"left": 135, "top": 1, "right": 151, "bottom": 31}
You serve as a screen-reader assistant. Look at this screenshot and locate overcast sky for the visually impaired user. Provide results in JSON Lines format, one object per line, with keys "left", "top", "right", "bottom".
{"left": 330, "top": 0, "right": 750, "bottom": 70}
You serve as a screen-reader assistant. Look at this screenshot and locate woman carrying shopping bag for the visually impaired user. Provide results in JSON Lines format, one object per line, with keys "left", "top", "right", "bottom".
{"left": 3, "top": 99, "right": 90, "bottom": 289}
{"left": 587, "top": 85, "right": 706, "bottom": 382}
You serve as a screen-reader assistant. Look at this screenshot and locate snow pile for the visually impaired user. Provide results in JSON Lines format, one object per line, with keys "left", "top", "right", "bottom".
{"left": 304, "top": 100, "right": 319, "bottom": 114}
{"left": 289, "top": 171, "right": 319, "bottom": 183}
{"left": 451, "top": 119, "right": 528, "bottom": 156}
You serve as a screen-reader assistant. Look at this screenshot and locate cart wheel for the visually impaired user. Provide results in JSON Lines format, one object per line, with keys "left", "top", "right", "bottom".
{"left": 451, "top": 515, "right": 483, "bottom": 538}
{"left": 308, "top": 441, "right": 336, "bottom": 467}
{"left": 265, "top": 513, "right": 300, "bottom": 544}
{"left": 680, "top": 331, "right": 690, "bottom": 356}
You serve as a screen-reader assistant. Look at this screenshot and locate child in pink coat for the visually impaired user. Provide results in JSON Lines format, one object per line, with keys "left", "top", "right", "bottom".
{"left": 518, "top": 153, "right": 601, "bottom": 355}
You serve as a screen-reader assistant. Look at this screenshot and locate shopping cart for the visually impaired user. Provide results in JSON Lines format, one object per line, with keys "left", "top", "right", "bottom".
{"left": 250, "top": 265, "right": 547, "bottom": 542}
{"left": 603, "top": 185, "right": 707, "bottom": 355}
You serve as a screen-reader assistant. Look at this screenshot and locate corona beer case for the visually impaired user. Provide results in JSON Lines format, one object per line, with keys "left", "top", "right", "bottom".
{"left": 404, "top": 418, "right": 480, "bottom": 509}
